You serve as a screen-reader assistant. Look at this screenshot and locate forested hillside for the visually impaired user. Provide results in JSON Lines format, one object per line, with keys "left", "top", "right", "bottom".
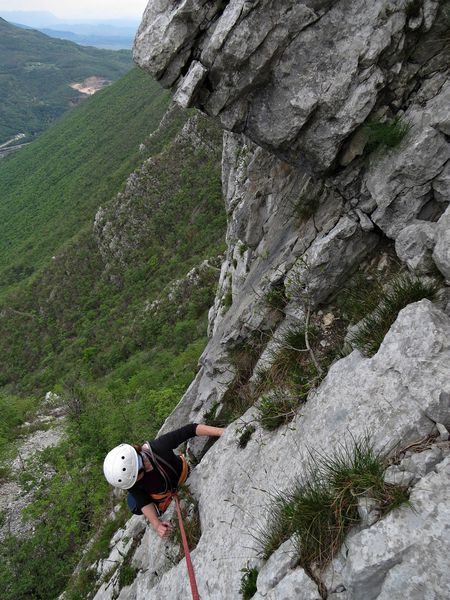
{"left": 0, "top": 64, "right": 225, "bottom": 597}
{"left": 0, "top": 68, "right": 170, "bottom": 294}
{"left": 0, "top": 18, "right": 131, "bottom": 144}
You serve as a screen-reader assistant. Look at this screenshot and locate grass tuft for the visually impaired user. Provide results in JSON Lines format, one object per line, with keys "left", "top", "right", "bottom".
{"left": 348, "top": 274, "right": 440, "bottom": 356}
{"left": 365, "top": 117, "right": 411, "bottom": 151}
{"left": 256, "top": 389, "right": 301, "bottom": 431}
{"left": 264, "top": 282, "right": 288, "bottom": 313}
{"left": 204, "top": 333, "right": 267, "bottom": 427}
{"left": 258, "top": 437, "right": 410, "bottom": 568}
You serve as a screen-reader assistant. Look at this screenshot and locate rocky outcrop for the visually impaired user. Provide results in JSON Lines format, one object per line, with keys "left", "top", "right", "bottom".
{"left": 93, "top": 108, "right": 222, "bottom": 275}
{"left": 0, "top": 405, "right": 65, "bottom": 541}
{"left": 135, "top": 0, "right": 447, "bottom": 174}
{"left": 134, "top": 0, "right": 450, "bottom": 277}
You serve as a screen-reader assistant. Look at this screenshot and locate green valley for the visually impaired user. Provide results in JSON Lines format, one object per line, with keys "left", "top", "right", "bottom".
{"left": 0, "top": 18, "right": 132, "bottom": 144}
{"left": 0, "top": 68, "right": 171, "bottom": 294}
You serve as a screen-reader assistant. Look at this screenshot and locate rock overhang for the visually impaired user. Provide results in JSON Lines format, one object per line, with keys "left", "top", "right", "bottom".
{"left": 133, "top": 0, "right": 443, "bottom": 175}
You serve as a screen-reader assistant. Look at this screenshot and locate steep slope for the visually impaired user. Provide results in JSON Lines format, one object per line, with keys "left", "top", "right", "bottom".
{"left": 0, "top": 104, "right": 225, "bottom": 599}
{"left": 0, "top": 18, "right": 131, "bottom": 144}
{"left": 77, "top": 2, "right": 450, "bottom": 599}
{"left": 0, "top": 68, "right": 170, "bottom": 294}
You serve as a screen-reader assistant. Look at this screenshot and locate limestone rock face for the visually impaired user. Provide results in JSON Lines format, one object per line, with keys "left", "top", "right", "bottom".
{"left": 135, "top": 0, "right": 446, "bottom": 175}
{"left": 343, "top": 457, "right": 450, "bottom": 600}
{"left": 395, "top": 221, "right": 436, "bottom": 274}
{"left": 134, "top": 0, "right": 450, "bottom": 275}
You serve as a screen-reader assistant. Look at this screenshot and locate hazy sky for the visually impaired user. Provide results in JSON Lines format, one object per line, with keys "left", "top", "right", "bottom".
{"left": 0, "top": 1, "right": 149, "bottom": 20}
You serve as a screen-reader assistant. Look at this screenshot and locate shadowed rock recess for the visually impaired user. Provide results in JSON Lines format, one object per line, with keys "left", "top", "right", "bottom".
{"left": 86, "top": 1, "right": 449, "bottom": 599}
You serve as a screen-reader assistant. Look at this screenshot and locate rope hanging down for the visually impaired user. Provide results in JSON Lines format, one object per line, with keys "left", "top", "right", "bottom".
{"left": 173, "top": 492, "right": 200, "bottom": 600}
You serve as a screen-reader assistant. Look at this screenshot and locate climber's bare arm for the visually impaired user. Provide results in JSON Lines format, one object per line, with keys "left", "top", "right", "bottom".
{"left": 195, "top": 424, "right": 225, "bottom": 437}
{"left": 142, "top": 503, "right": 172, "bottom": 538}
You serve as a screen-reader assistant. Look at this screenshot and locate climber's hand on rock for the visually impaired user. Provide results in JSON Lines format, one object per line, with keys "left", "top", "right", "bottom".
{"left": 156, "top": 520, "right": 172, "bottom": 538}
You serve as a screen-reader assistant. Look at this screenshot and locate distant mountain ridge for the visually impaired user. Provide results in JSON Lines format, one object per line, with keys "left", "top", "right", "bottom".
{"left": 38, "top": 28, "right": 134, "bottom": 50}
{"left": 0, "top": 10, "right": 140, "bottom": 29}
{"left": 0, "top": 18, "right": 132, "bottom": 144}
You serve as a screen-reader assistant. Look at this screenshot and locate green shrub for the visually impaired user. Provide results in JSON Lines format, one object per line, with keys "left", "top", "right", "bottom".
{"left": 118, "top": 562, "right": 138, "bottom": 590}
{"left": 239, "top": 243, "right": 248, "bottom": 256}
{"left": 237, "top": 425, "right": 256, "bottom": 449}
{"left": 223, "top": 290, "right": 233, "bottom": 308}
{"left": 348, "top": 274, "right": 440, "bottom": 356}
{"left": 294, "top": 195, "right": 320, "bottom": 221}
{"left": 239, "top": 566, "right": 258, "bottom": 600}
{"left": 259, "top": 437, "right": 409, "bottom": 568}
{"left": 365, "top": 117, "right": 411, "bottom": 151}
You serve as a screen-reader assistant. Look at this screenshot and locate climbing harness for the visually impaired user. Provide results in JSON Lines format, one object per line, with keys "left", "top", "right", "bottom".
{"left": 146, "top": 452, "right": 189, "bottom": 512}
{"left": 142, "top": 444, "right": 200, "bottom": 599}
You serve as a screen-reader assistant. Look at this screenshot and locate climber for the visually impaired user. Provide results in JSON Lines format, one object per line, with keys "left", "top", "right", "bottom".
{"left": 103, "top": 423, "right": 224, "bottom": 538}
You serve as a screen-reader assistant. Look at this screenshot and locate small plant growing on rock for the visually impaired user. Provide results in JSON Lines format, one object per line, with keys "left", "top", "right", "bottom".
{"left": 117, "top": 561, "right": 138, "bottom": 590}
{"left": 239, "top": 565, "right": 258, "bottom": 600}
{"left": 239, "top": 242, "right": 248, "bottom": 256}
{"left": 237, "top": 424, "right": 256, "bottom": 449}
{"left": 258, "top": 437, "right": 410, "bottom": 568}
{"left": 223, "top": 290, "right": 233, "bottom": 309}
{"left": 256, "top": 389, "right": 302, "bottom": 431}
{"left": 204, "top": 333, "right": 267, "bottom": 427}
{"left": 348, "top": 274, "right": 440, "bottom": 356}
{"left": 264, "top": 282, "right": 288, "bottom": 313}
{"left": 365, "top": 116, "right": 411, "bottom": 151}
{"left": 294, "top": 195, "right": 321, "bottom": 221}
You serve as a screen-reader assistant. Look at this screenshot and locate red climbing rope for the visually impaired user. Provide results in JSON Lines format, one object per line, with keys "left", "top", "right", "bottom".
{"left": 173, "top": 492, "right": 200, "bottom": 600}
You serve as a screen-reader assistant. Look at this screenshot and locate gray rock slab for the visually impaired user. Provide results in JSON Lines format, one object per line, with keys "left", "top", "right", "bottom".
{"left": 285, "top": 216, "right": 379, "bottom": 306}
{"left": 436, "top": 422, "right": 449, "bottom": 442}
{"left": 256, "top": 538, "right": 297, "bottom": 595}
{"left": 134, "top": 1, "right": 445, "bottom": 174}
{"left": 173, "top": 60, "right": 208, "bottom": 109}
{"left": 395, "top": 221, "right": 437, "bottom": 273}
{"left": 262, "top": 567, "right": 321, "bottom": 599}
{"left": 400, "top": 447, "right": 443, "bottom": 477}
{"left": 368, "top": 126, "right": 449, "bottom": 238}
{"left": 383, "top": 466, "right": 416, "bottom": 487}
{"left": 342, "top": 456, "right": 450, "bottom": 600}
{"left": 433, "top": 205, "right": 450, "bottom": 281}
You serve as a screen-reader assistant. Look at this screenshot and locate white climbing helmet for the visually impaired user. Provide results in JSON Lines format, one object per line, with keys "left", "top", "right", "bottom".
{"left": 103, "top": 444, "right": 139, "bottom": 489}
